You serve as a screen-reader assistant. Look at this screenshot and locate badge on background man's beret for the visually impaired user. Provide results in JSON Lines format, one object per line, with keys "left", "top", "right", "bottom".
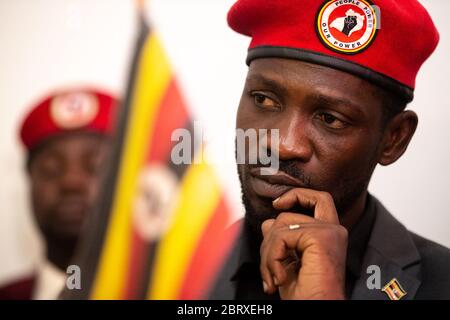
{"left": 20, "top": 88, "right": 118, "bottom": 152}
{"left": 50, "top": 92, "right": 99, "bottom": 130}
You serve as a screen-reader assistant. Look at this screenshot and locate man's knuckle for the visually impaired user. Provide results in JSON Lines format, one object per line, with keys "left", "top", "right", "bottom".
{"left": 319, "top": 229, "right": 335, "bottom": 243}
{"left": 277, "top": 212, "right": 291, "bottom": 221}
{"left": 271, "top": 227, "right": 283, "bottom": 241}
{"left": 329, "top": 225, "right": 348, "bottom": 243}
{"left": 260, "top": 240, "right": 267, "bottom": 255}
{"left": 339, "top": 226, "right": 348, "bottom": 238}
{"left": 319, "top": 191, "right": 333, "bottom": 202}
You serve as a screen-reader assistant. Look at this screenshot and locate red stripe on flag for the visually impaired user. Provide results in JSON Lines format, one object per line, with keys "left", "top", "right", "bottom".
{"left": 177, "top": 196, "right": 240, "bottom": 299}
{"left": 122, "top": 230, "right": 149, "bottom": 299}
{"left": 146, "top": 78, "right": 189, "bottom": 163}
{"left": 122, "top": 78, "right": 189, "bottom": 299}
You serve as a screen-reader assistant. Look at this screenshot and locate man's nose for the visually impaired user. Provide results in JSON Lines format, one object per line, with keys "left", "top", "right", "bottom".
{"left": 59, "top": 164, "right": 89, "bottom": 194}
{"left": 267, "top": 114, "right": 313, "bottom": 162}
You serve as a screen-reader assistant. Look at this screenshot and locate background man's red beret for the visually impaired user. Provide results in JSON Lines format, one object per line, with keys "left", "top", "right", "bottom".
{"left": 19, "top": 88, "right": 118, "bottom": 151}
{"left": 228, "top": 0, "right": 439, "bottom": 102}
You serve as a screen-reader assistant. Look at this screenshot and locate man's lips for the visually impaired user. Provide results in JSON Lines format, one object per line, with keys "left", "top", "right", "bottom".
{"left": 55, "top": 199, "right": 87, "bottom": 224}
{"left": 249, "top": 167, "right": 306, "bottom": 199}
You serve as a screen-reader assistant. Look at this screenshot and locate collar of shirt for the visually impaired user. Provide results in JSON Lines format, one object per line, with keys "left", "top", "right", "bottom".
{"left": 346, "top": 194, "right": 376, "bottom": 277}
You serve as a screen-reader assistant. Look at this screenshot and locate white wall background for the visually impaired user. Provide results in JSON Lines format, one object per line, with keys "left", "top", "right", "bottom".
{"left": 0, "top": 0, "right": 448, "bottom": 285}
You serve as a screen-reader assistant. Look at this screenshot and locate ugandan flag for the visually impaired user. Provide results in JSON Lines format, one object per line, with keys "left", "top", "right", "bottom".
{"left": 62, "top": 6, "right": 238, "bottom": 300}
{"left": 382, "top": 278, "right": 407, "bottom": 300}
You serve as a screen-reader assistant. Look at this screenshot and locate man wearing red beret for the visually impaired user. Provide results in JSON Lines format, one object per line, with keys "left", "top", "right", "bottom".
{"left": 211, "top": 0, "right": 450, "bottom": 299}
{"left": 0, "top": 88, "right": 117, "bottom": 299}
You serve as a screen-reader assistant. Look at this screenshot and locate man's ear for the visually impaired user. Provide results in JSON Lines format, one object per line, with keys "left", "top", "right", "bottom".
{"left": 378, "top": 110, "right": 418, "bottom": 166}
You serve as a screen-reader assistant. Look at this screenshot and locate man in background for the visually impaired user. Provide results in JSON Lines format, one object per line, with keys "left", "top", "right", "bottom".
{"left": 0, "top": 88, "right": 117, "bottom": 299}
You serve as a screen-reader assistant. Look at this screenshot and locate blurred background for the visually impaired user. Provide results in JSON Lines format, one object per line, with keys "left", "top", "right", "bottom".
{"left": 0, "top": 0, "right": 449, "bottom": 287}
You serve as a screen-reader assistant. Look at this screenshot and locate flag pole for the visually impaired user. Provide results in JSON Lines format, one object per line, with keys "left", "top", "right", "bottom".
{"left": 136, "top": 0, "right": 146, "bottom": 20}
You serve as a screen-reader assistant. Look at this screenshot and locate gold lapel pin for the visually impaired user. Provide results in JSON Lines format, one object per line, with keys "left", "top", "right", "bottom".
{"left": 382, "top": 278, "right": 407, "bottom": 300}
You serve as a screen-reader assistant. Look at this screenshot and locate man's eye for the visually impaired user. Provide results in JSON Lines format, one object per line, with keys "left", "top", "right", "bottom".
{"left": 85, "top": 155, "right": 103, "bottom": 176}
{"left": 317, "top": 112, "right": 348, "bottom": 129}
{"left": 251, "top": 92, "right": 280, "bottom": 111}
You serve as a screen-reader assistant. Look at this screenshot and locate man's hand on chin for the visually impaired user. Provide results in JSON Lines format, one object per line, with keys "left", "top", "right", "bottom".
{"left": 260, "top": 188, "right": 348, "bottom": 300}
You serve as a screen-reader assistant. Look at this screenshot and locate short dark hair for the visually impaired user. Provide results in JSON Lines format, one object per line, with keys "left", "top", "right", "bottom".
{"left": 380, "top": 89, "right": 409, "bottom": 127}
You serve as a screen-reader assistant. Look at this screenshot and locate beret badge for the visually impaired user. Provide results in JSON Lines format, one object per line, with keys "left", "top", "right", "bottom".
{"left": 316, "top": 0, "right": 378, "bottom": 55}
{"left": 50, "top": 92, "right": 99, "bottom": 129}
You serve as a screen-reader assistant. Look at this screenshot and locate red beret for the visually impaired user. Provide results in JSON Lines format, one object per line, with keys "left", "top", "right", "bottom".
{"left": 20, "top": 88, "right": 118, "bottom": 151}
{"left": 227, "top": 0, "right": 439, "bottom": 102}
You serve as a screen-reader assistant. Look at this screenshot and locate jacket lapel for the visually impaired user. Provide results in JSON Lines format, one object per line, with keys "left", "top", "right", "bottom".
{"left": 208, "top": 222, "right": 243, "bottom": 300}
{"left": 351, "top": 197, "right": 422, "bottom": 300}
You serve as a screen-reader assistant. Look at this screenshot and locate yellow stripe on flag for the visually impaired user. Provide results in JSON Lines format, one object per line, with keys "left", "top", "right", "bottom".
{"left": 91, "top": 34, "right": 172, "bottom": 299}
{"left": 148, "top": 159, "right": 221, "bottom": 299}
